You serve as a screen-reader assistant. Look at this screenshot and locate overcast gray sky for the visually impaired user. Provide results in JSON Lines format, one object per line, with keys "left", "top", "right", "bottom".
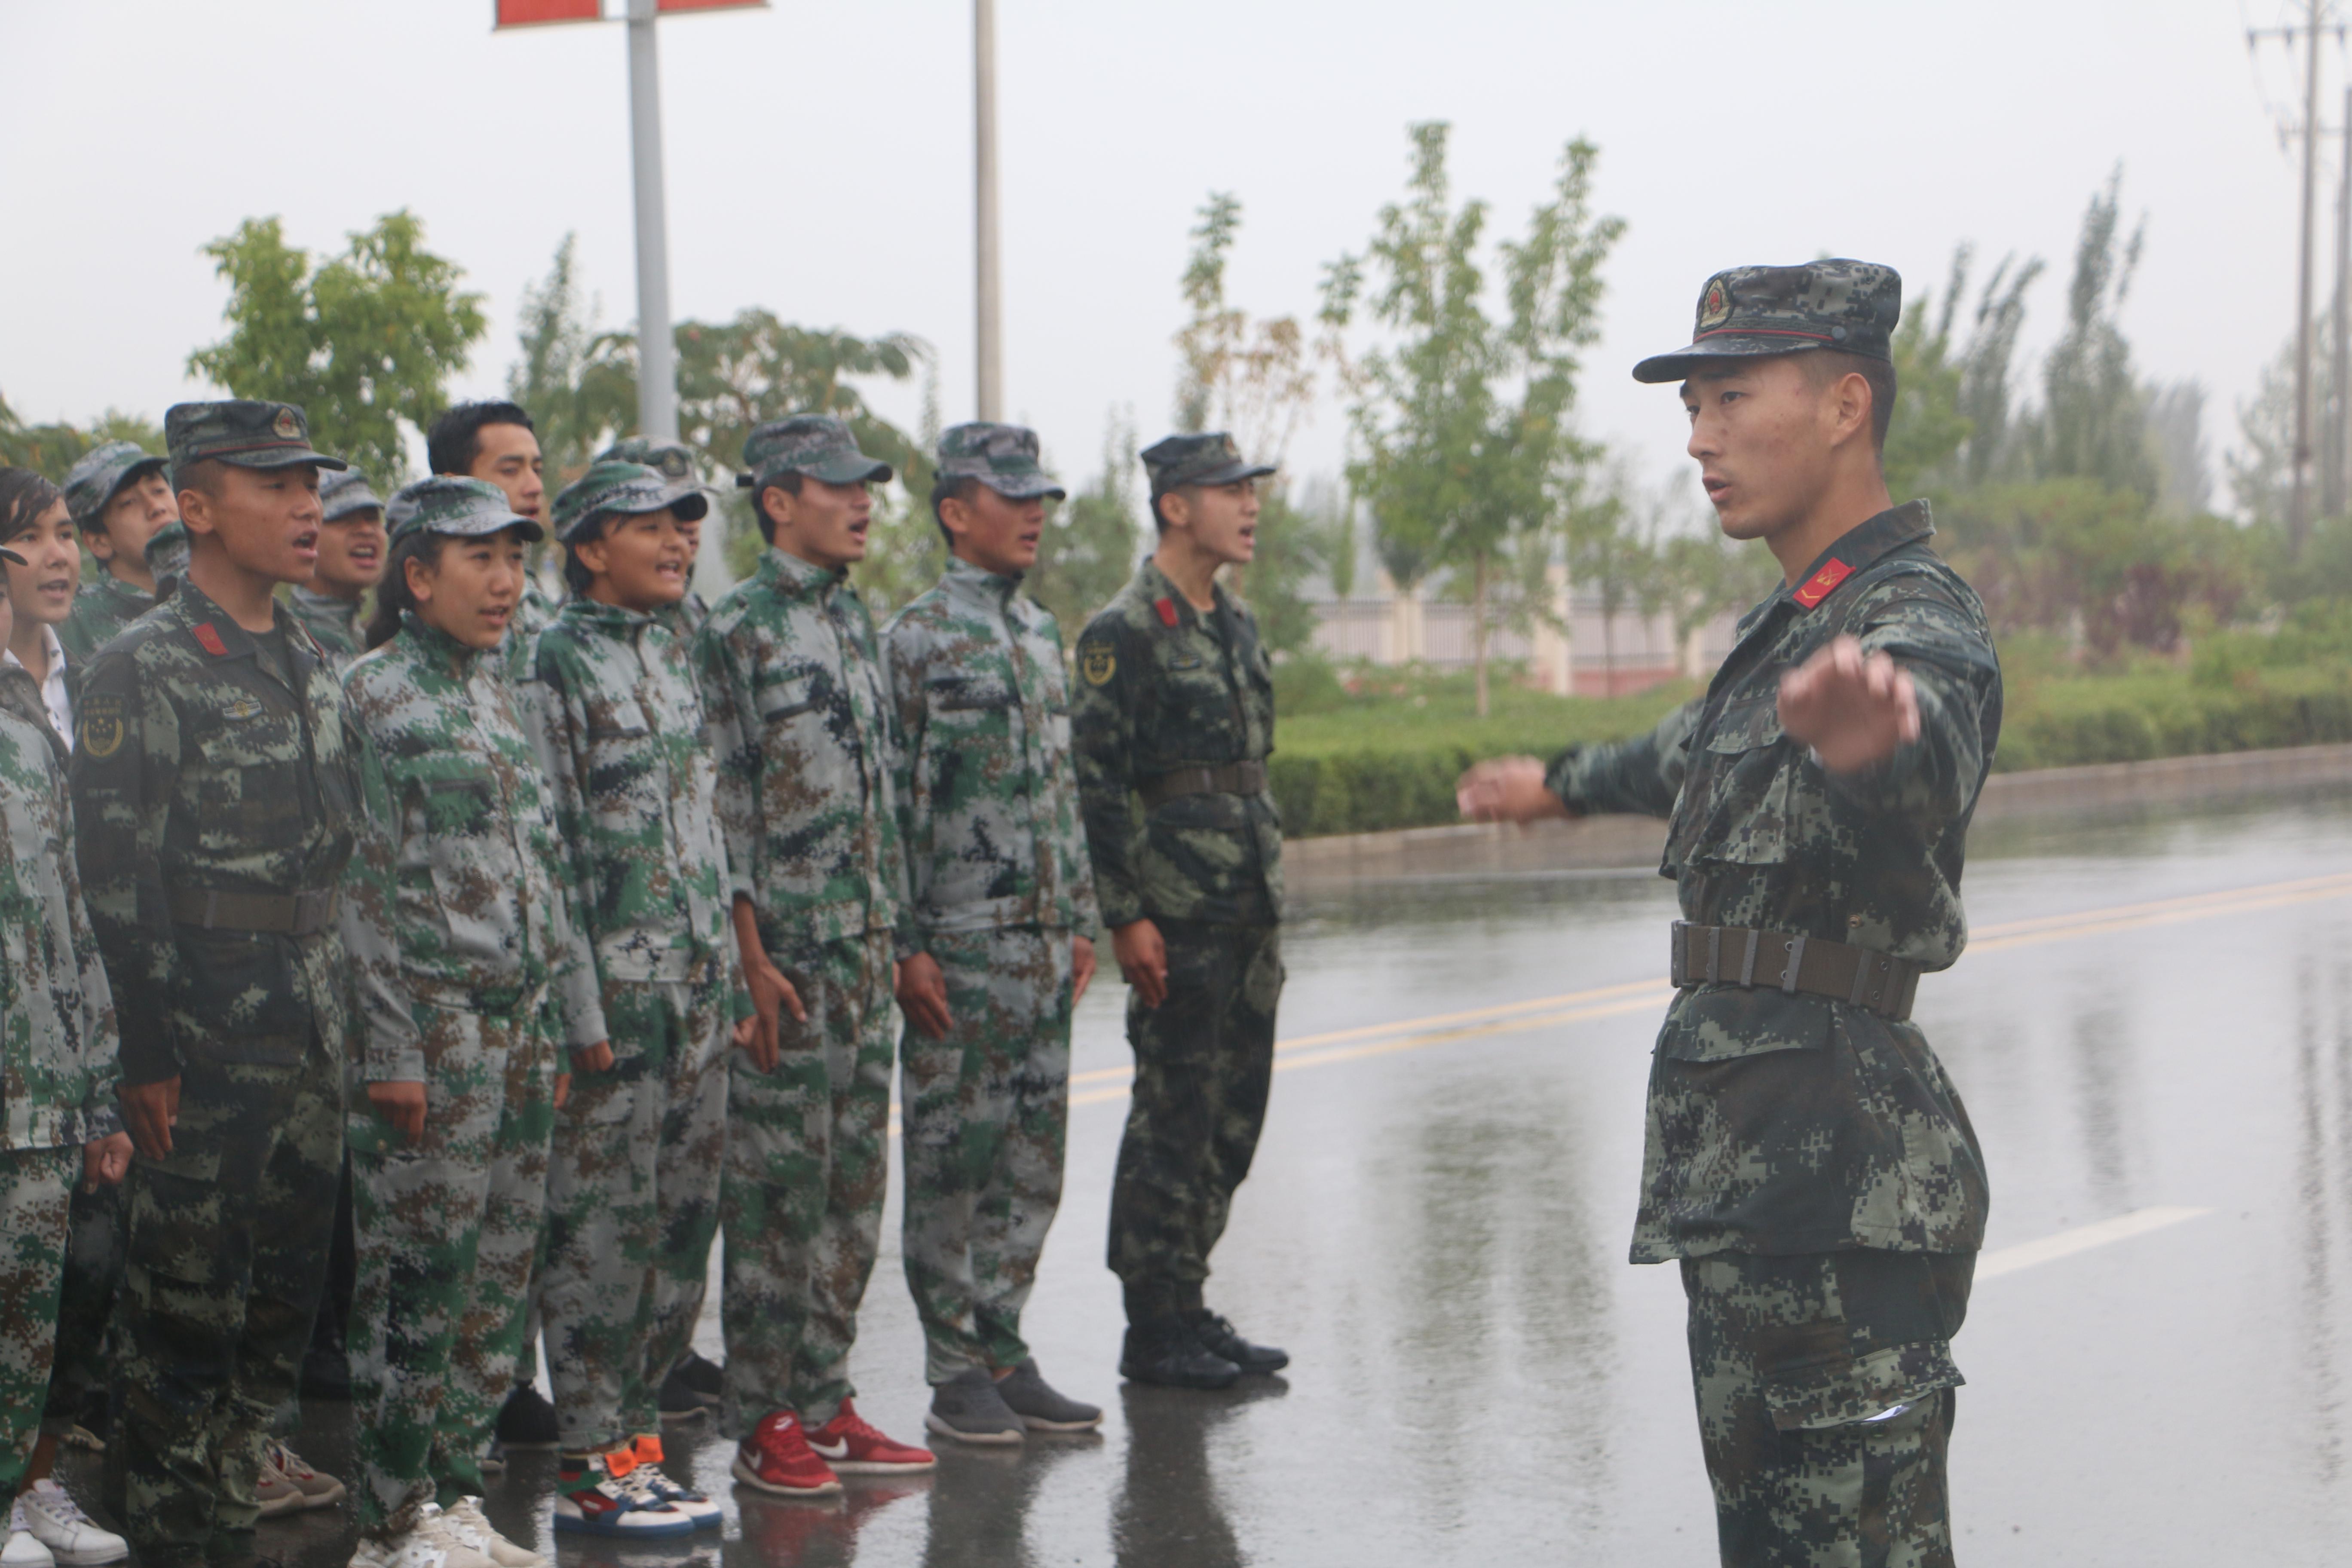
{"left": 0, "top": 0, "right": 2327, "bottom": 512}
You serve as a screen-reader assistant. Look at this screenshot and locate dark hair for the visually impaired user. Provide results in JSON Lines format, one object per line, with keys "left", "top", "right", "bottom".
{"left": 1148, "top": 484, "right": 1191, "bottom": 534}
{"left": 560, "top": 522, "right": 610, "bottom": 597}
{"left": 928, "top": 475, "right": 980, "bottom": 549}
{"left": 1801, "top": 350, "right": 1898, "bottom": 455}
{"left": 426, "top": 401, "right": 536, "bottom": 478}
{"left": 0, "top": 469, "right": 63, "bottom": 549}
{"left": 751, "top": 471, "right": 802, "bottom": 545}
{"left": 363, "top": 532, "right": 450, "bottom": 649}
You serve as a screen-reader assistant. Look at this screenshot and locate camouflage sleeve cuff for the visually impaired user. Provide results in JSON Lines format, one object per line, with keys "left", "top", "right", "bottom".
{"left": 82, "top": 1098, "right": 123, "bottom": 1141}
{"left": 365, "top": 1044, "right": 428, "bottom": 1084}
{"left": 115, "top": 1034, "right": 181, "bottom": 1089}
{"left": 1542, "top": 746, "right": 1583, "bottom": 812}
{"left": 730, "top": 986, "right": 755, "bottom": 1024}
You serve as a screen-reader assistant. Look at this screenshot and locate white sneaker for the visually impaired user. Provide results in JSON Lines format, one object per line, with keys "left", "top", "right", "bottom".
{"left": 436, "top": 1500, "right": 546, "bottom": 1568}
{"left": 15, "top": 1483, "right": 125, "bottom": 1567}
{"left": 410, "top": 1507, "right": 498, "bottom": 1568}
{"left": 257, "top": 1442, "right": 347, "bottom": 1515}
{"left": 2, "top": 1504, "right": 54, "bottom": 1568}
{"left": 347, "top": 1533, "right": 447, "bottom": 1568}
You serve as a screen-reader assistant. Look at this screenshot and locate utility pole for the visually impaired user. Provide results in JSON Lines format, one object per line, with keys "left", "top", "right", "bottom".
{"left": 627, "top": 0, "right": 678, "bottom": 445}
{"left": 974, "top": 0, "right": 1004, "bottom": 420}
{"left": 2336, "top": 84, "right": 2352, "bottom": 520}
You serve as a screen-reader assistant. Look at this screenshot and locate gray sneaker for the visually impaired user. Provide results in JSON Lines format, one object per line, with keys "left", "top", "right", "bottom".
{"left": 923, "top": 1369, "right": 1025, "bottom": 1446}
{"left": 996, "top": 1360, "right": 1103, "bottom": 1432}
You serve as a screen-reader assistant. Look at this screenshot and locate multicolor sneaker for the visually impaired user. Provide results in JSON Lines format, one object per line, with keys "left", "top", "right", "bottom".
{"left": 805, "top": 1400, "right": 936, "bottom": 1475}
{"left": 435, "top": 1499, "right": 545, "bottom": 1568}
{"left": 257, "top": 1442, "right": 347, "bottom": 1516}
{"left": 551, "top": 1450, "right": 695, "bottom": 1538}
{"left": 729, "top": 1411, "right": 841, "bottom": 1498}
{"left": 623, "top": 1436, "right": 721, "bottom": 1530}
{"left": 14, "top": 1483, "right": 123, "bottom": 1567}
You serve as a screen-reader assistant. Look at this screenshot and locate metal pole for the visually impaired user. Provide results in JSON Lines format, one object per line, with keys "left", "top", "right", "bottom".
{"left": 2293, "top": 0, "right": 2323, "bottom": 554}
{"left": 628, "top": 0, "right": 678, "bottom": 444}
{"left": 2335, "top": 84, "right": 2352, "bottom": 520}
{"left": 974, "top": 0, "right": 1003, "bottom": 421}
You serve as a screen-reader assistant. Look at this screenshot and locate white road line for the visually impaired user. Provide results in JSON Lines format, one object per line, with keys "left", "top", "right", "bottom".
{"left": 1976, "top": 1205, "right": 2215, "bottom": 1281}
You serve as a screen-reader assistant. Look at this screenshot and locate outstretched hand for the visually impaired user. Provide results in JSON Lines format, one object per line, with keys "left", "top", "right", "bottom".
{"left": 1778, "top": 634, "right": 1919, "bottom": 774}
{"left": 1456, "top": 756, "right": 1572, "bottom": 825}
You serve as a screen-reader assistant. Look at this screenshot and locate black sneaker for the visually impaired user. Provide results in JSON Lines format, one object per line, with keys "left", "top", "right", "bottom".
{"left": 493, "top": 1385, "right": 560, "bottom": 1450}
{"left": 1188, "top": 1312, "right": 1289, "bottom": 1375}
{"left": 676, "top": 1350, "right": 723, "bottom": 1405}
{"left": 658, "top": 1362, "right": 711, "bottom": 1424}
{"left": 996, "top": 1360, "right": 1102, "bottom": 1431}
{"left": 1119, "top": 1324, "right": 1240, "bottom": 1390}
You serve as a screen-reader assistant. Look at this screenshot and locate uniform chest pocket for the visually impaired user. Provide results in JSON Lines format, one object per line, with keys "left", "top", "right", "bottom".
{"left": 400, "top": 765, "right": 525, "bottom": 963}
{"left": 1672, "top": 695, "right": 1794, "bottom": 866}
{"left": 756, "top": 678, "right": 820, "bottom": 724}
{"left": 929, "top": 676, "right": 1014, "bottom": 714}
{"left": 587, "top": 696, "right": 651, "bottom": 741}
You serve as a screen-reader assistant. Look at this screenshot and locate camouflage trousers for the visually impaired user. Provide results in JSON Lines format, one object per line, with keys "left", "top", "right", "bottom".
{"left": 0, "top": 1145, "right": 76, "bottom": 1492}
{"left": 1108, "top": 920, "right": 1281, "bottom": 1319}
{"left": 347, "top": 1002, "right": 554, "bottom": 1537}
{"left": 900, "top": 926, "right": 1075, "bottom": 1384}
{"left": 1680, "top": 1249, "right": 1974, "bottom": 1568}
{"left": 721, "top": 929, "right": 895, "bottom": 1431}
{"left": 43, "top": 1176, "right": 124, "bottom": 1438}
{"left": 544, "top": 968, "right": 730, "bottom": 1450}
{"left": 111, "top": 1045, "right": 343, "bottom": 1568}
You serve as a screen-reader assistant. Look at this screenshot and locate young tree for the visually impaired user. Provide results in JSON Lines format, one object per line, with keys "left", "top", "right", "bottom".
{"left": 505, "top": 235, "right": 637, "bottom": 483}
{"left": 2028, "top": 168, "right": 2156, "bottom": 498}
{"left": 1028, "top": 415, "right": 1143, "bottom": 637}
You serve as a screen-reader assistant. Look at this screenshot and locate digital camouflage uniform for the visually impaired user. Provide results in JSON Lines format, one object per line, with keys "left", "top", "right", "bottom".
{"left": 70, "top": 397, "right": 362, "bottom": 1568}
{"left": 0, "top": 671, "right": 121, "bottom": 1494}
{"left": 886, "top": 424, "right": 1098, "bottom": 1384}
{"left": 288, "top": 469, "right": 382, "bottom": 671}
{"left": 1553, "top": 262, "right": 2003, "bottom": 1568}
{"left": 1070, "top": 433, "right": 1283, "bottom": 1326}
{"left": 338, "top": 478, "right": 606, "bottom": 1538}
{"left": 695, "top": 415, "right": 903, "bottom": 1430}
{"left": 59, "top": 441, "right": 168, "bottom": 663}
{"left": 533, "top": 462, "right": 740, "bottom": 1452}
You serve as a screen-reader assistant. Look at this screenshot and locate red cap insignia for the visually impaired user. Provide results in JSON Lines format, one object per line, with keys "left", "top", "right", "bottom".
{"left": 1155, "top": 597, "right": 1179, "bottom": 628}
{"left": 1792, "top": 558, "right": 1853, "bottom": 609}
{"left": 193, "top": 623, "right": 229, "bottom": 656}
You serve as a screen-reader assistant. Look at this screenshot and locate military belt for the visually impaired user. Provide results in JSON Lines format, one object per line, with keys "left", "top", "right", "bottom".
{"left": 1669, "top": 921, "right": 1920, "bottom": 1021}
{"left": 168, "top": 886, "right": 340, "bottom": 937}
{"left": 1138, "top": 760, "right": 1267, "bottom": 810}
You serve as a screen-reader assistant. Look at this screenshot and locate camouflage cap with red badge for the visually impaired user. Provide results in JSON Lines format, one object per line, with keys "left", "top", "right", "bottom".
{"left": 163, "top": 399, "right": 348, "bottom": 487}
{"left": 1632, "top": 259, "right": 1901, "bottom": 384}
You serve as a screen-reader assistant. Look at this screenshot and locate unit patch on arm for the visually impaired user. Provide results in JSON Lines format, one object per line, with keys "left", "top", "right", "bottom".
{"left": 1080, "top": 643, "right": 1116, "bottom": 686}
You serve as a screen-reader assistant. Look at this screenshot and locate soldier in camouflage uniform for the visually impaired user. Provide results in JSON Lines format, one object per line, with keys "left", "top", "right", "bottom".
{"left": 1459, "top": 261, "right": 2001, "bottom": 1568}
{"left": 429, "top": 403, "right": 561, "bottom": 677}
{"left": 70, "top": 401, "right": 365, "bottom": 1568}
{"left": 1071, "top": 432, "right": 1292, "bottom": 1391}
{"left": 290, "top": 468, "right": 386, "bottom": 668}
{"left": 532, "top": 461, "right": 744, "bottom": 1536}
{"left": 337, "top": 476, "right": 606, "bottom": 1566}
{"left": 695, "top": 415, "right": 935, "bottom": 1494}
{"left": 885, "top": 423, "right": 1104, "bottom": 1444}
{"left": 595, "top": 438, "right": 712, "bottom": 639}
{"left": 59, "top": 441, "right": 176, "bottom": 662}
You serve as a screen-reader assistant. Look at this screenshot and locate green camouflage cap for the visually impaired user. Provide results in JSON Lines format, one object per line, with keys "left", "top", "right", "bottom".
{"left": 1139, "top": 431, "right": 1275, "bottom": 494}
{"left": 63, "top": 441, "right": 168, "bottom": 528}
{"left": 163, "top": 399, "right": 348, "bottom": 486}
{"left": 937, "top": 422, "right": 1066, "bottom": 501}
{"left": 384, "top": 475, "right": 544, "bottom": 544}
{"left": 319, "top": 467, "right": 384, "bottom": 522}
{"left": 552, "top": 459, "right": 710, "bottom": 544}
{"left": 144, "top": 521, "right": 189, "bottom": 579}
{"left": 596, "top": 436, "right": 704, "bottom": 485}
{"left": 736, "top": 415, "right": 893, "bottom": 492}
{"left": 1632, "top": 259, "right": 1902, "bottom": 384}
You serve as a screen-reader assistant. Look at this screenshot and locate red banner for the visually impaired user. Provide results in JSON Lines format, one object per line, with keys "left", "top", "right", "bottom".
{"left": 494, "top": 0, "right": 601, "bottom": 25}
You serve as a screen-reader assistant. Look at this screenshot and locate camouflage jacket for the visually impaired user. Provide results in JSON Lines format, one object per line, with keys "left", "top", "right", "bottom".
{"left": 59, "top": 573, "right": 153, "bottom": 663}
{"left": 70, "top": 583, "right": 364, "bottom": 1087}
{"left": 0, "top": 676, "right": 120, "bottom": 1151}
{"left": 1549, "top": 503, "right": 2002, "bottom": 1263}
{"left": 288, "top": 586, "right": 366, "bottom": 670}
{"left": 508, "top": 573, "right": 560, "bottom": 682}
{"left": 1071, "top": 559, "right": 1282, "bottom": 928}
{"left": 696, "top": 548, "right": 904, "bottom": 957}
{"left": 884, "top": 557, "right": 1099, "bottom": 944}
{"left": 341, "top": 616, "right": 607, "bottom": 1082}
{"left": 658, "top": 589, "right": 710, "bottom": 646}
{"left": 531, "top": 598, "right": 741, "bottom": 1014}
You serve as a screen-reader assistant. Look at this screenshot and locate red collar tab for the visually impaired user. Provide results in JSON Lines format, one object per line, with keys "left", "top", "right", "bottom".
{"left": 1154, "top": 597, "right": 1179, "bottom": 628}
{"left": 192, "top": 623, "right": 230, "bottom": 657}
{"left": 1792, "top": 558, "right": 1853, "bottom": 609}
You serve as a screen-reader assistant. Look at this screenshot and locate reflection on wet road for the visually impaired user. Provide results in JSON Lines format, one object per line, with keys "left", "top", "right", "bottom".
{"left": 148, "top": 789, "right": 2352, "bottom": 1566}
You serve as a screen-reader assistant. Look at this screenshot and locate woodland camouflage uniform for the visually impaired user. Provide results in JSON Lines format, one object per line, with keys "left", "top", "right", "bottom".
{"left": 337, "top": 477, "right": 604, "bottom": 1538}
{"left": 292, "top": 468, "right": 380, "bottom": 670}
{"left": 70, "top": 398, "right": 362, "bottom": 1568}
{"left": 886, "top": 432, "right": 1099, "bottom": 1382}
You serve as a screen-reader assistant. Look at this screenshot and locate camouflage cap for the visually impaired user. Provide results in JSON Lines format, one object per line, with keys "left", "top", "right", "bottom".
{"left": 596, "top": 436, "right": 704, "bottom": 485}
{"left": 163, "top": 400, "right": 348, "bottom": 485}
{"left": 1140, "top": 432, "right": 1275, "bottom": 494}
{"left": 1632, "top": 259, "right": 1902, "bottom": 384}
{"left": 319, "top": 467, "right": 384, "bottom": 522}
{"left": 384, "top": 475, "right": 545, "bottom": 545}
{"left": 552, "top": 460, "right": 710, "bottom": 544}
{"left": 936, "top": 422, "right": 1066, "bottom": 501}
{"left": 735, "top": 415, "right": 893, "bottom": 492}
{"left": 144, "top": 521, "right": 189, "bottom": 578}
{"left": 62, "top": 441, "right": 168, "bottom": 529}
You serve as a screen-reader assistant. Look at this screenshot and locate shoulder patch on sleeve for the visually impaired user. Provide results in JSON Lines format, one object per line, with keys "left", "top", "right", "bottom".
{"left": 1080, "top": 642, "right": 1117, "bottom": 686}
{"left": 79, "top": 692, "right": 126, "bottom": 759}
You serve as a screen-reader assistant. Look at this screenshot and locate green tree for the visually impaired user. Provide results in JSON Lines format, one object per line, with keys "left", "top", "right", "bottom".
{"left": 0, "top": 396, "right": 165, "bottom": 481}
{"left": 1029, "top": 415, "right": 1142, "bottom": 637}
{"left": 2027, "top": 169, "right": 2156, "bottom": 498}
{"left": 505, "top": 235, "right": 637, "bottom": 484}
{"left": 188, "top": 211, "right": 486, "bottom": 483}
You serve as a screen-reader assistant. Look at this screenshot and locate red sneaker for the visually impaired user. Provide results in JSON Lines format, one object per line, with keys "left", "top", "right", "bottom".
{"left": 731, "top": 1410, "right": 842, "bottom": 1498}
{"left": 805, "top": 1400, "right": 936, "bottom": 1474}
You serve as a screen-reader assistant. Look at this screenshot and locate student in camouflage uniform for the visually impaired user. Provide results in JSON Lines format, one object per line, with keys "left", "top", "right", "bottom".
{"left": 532, "top": 461, "right": 745, "bottom": 1537}
{"left": 144, "top": 522, "right": 190, "bottom": 603}
{"left": 70, "top": 401, "right": 364, "bottom": 1568}
{"left": 594, "top": 438, "right": 712, "bottom": 639}
{"left": 885, "top": 423, "right": 1104, "bottom": 1444}
{"left": 429, "top": 404, "right": 560, "bottom": 658}
{"left": 59, "top": 441, "right": 175, "bottom": 662}
{"left": 695, "top": 415, "right": 935, "bottom": 1495}
{"left": 1460, "top": 261, "right": 2001, "bottom": 1568}
{"left": 1071, "top": 432, "right": 1291, "bottom": 1391}
{"left": 290, "top": 468, "right": 386, "bottom": 668}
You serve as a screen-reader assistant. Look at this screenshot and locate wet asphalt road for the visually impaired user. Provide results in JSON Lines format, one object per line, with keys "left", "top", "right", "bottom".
{"left": 64, "top": 786, "right": 2352, "bottom": 1566}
